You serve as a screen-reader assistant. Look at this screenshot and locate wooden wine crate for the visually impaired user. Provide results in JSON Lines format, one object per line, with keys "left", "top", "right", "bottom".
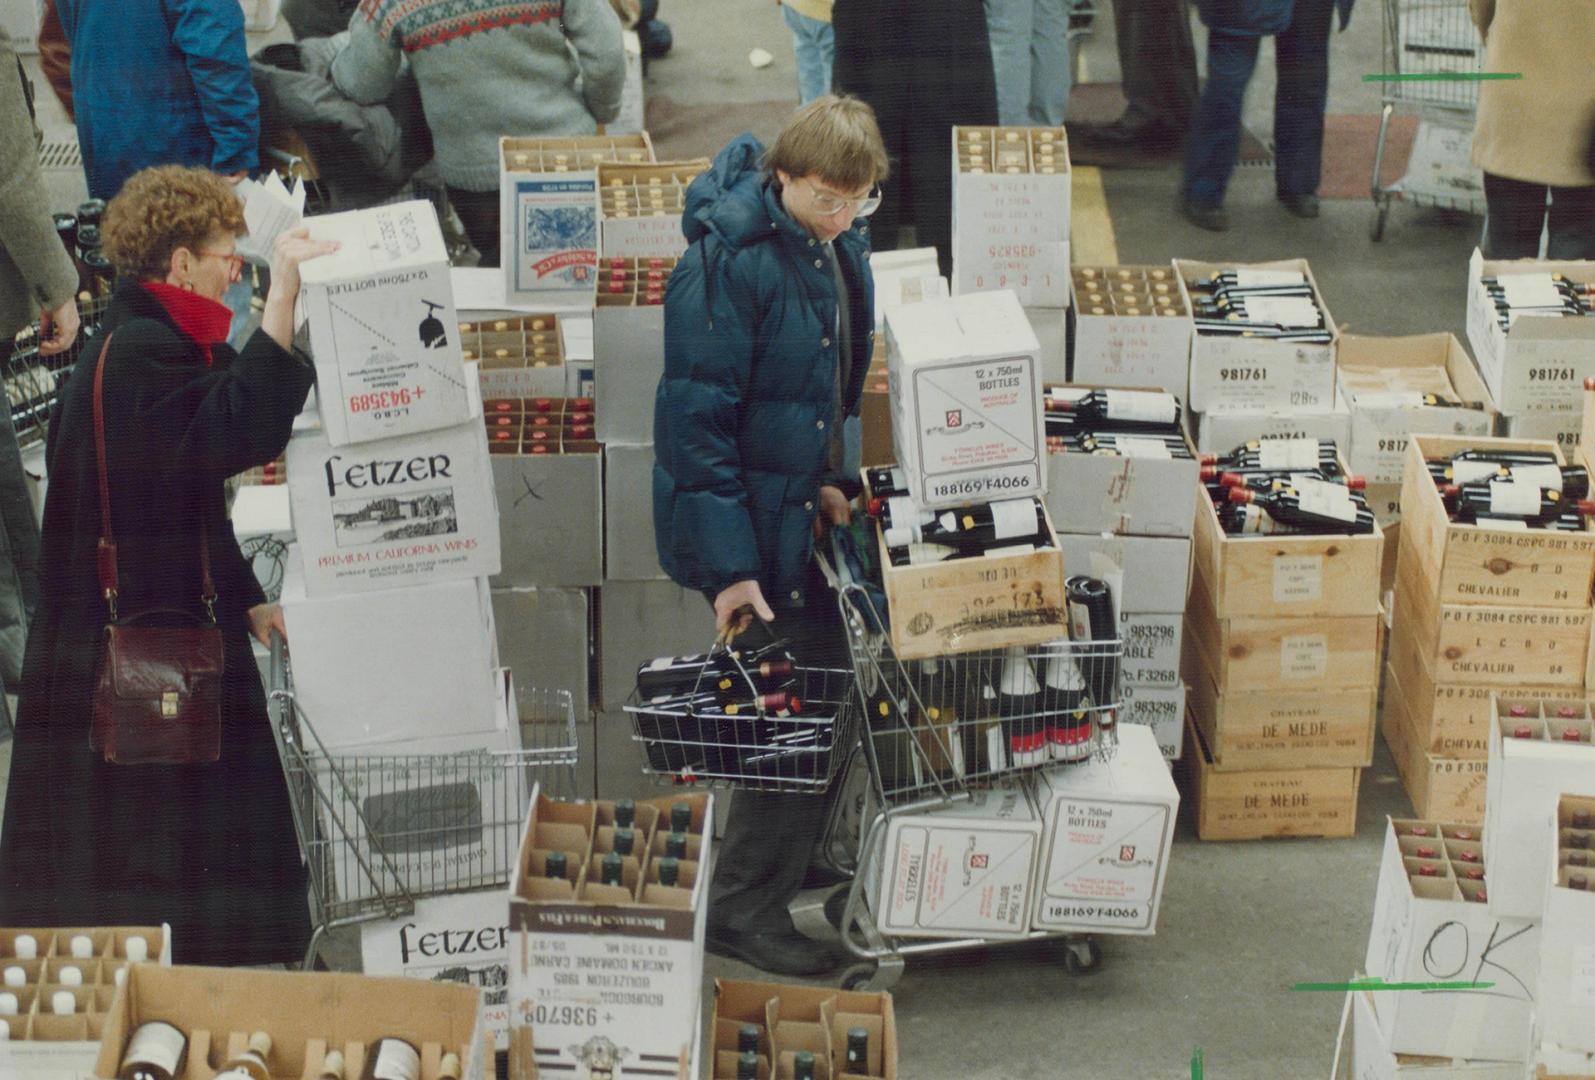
{"left": 865, "top": 473, "right": 1068, "bottom": 660}
{"left": 1185, "top": 570, "right": 1381, "bottom": 692}
{"left": 1182, "top": 639, "right": 1376, "bottom": 771}
{"left": 1381, "top": 661, "right": 1490, "bottom": 823}
{"left": 1183, "top": 712, "right": 1361, "bottom": 840}
{"left": 1190, "top": 464, "right": 1384, "bottom": 621}
{"left": 1398, "top": 434, "right": 1595, "bottom": 610}
{"left": 1392, "top": 530, "right": 1592, "bottom": 688}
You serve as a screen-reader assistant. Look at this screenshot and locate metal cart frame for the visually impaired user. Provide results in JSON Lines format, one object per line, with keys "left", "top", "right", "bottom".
{"left": 266, "top": 635, "right": 579, "bottom": 970}
{"left": 1369, "top": 0, "right": 1487, "bottom": 240}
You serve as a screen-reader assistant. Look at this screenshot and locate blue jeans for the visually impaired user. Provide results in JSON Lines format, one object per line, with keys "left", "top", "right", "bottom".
{"left": 782, "top": 5, "right": 834, "bottom": 105}
{"left": 1183, "top": 0, "right": 1332, "bottom": 207}
{"left": 983, "top": 0, "right": 1072, "bottom": 127}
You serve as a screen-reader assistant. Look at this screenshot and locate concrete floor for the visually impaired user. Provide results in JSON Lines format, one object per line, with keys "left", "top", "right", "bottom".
{"left": 1, "top": 2, "right": 1492, "bottom": 1077}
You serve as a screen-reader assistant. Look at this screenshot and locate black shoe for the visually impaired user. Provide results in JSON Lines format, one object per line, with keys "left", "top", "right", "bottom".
{"left": 1178, "top": 196, "right": 1230, "bottom": 232}
{"left": 707, "top": 923, "right": 843, "bottom": 977}
{"left": 1279, "top": 192, "right": 1321, "bottom": 219}
{"left": 1075, "top": 115, "right": 1180, "bottom": 149}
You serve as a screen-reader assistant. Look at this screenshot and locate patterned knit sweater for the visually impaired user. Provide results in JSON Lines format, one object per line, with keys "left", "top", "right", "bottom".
{"left": 333, "top": 0, "right": 626, "bottom": 191}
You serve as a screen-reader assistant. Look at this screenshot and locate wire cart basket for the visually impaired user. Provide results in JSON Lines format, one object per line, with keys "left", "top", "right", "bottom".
{"left": 1369, "top": 0, "right": 1487, "bottom": 240}
{"left": 267, "top": 634, "right": 579, "bottom": 970}
{"left": 624, "top": 540, "right": 1123, "bottom": 992}
{"left": 5, "top": 291, "right": 113, "bottom": 449}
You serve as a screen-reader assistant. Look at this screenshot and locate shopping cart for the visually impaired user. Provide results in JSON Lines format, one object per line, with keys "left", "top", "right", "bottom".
{"left": 4, "top": 291, "right": 112, "bottom": 449}
{"left": 624, "top": 541, "right": 1122, "bottom": 992}
{"left": 1369, "top": 0, "right": 1487, "bottom": 240}
{"left": 266, "top": 634, "right": 579, "bottom": 970}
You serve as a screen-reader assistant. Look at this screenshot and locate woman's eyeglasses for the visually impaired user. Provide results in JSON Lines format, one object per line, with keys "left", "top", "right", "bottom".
{"left": 803, "top": 178, "right": 882, "bottom": 219}
{"left": 196, "top": 250, "right": 246, "bottom": 283}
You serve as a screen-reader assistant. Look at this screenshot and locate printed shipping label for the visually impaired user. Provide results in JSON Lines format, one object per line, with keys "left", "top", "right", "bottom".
{"left": 1103, "top": 390, "right": 1178, "bottom": 425}
{"left": 1273, "top": 554, "right": 1324, "bottom": 604}
{"left": 1234, "top": 269, "right": 1306, "bottom": 289}
{"left": 513, "top": 178, "right": 599, "bottom": 294}
{"left": 1257, "top": 438, "right": 1322, "bottom": 472}
{"left": 912, "top": 355, "right": 1041, "bottom": 499}
{"left": 1112, "top": 437, "right": 1173, "bottom": 459}
{"left": 1039, "top": 798, "right": 1171, "bottom": 931}
{"left": 1281, "top": 634, "right": 1330, "bottom": 680}
{"left": 1295, "top": 484, "right": 1360, "bottom": 523}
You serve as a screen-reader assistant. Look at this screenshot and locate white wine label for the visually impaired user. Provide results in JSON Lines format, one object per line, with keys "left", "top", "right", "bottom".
{"left": 1296, "top": 485, "right": 1361, "bottom": 523}
{"left": 1292, "top": 476, "right": 1351, "bottom": 503}
{"left": 1273, "top": 554, "right": 1324, "bottom": 603}
{"left": 374, "top": 1040, "right": 422, "bottom": 1080}
{"left": 989, "top": 498, "right": 1036, "bottom": 540}
{"left": 1256, "top": 438, "right": 1322, "bottom": 471}
{"left": 1450, "top": 460, "right": 1502, "bottom": 484}
{"left": 1488, "top": 480, "right": 1543, "bottom": 517}
{"left": 1507, "top": 463, "right": 1564, "bottom": 490}
{"left": 1498, "top": 273, "right": 1563, "bottom": 308}
{"left": 1112, "top": 437, "right": 1173, "bottom": 459}
{"left": 986, "top": 542, "right": 1038, "bottom": 557}
{"left": 122, "top": 1023, "right": 187, "bottom": 1075}
{"left": 1281, "top": 634, "right": 1330, "bottom": 680}
{"left": 1353, "top": 391, "right": 1429, "bottom": 408}
{"left": 1234, "top": 269, "right": 1307, "bottom": 289}
{"left": 1477, "top": 517, "right": 1532, "bottom": 530}
{"left": 1103, "top": 390, "right": 1178, "bottom": 425}
{"left": 1236, "top": 504, "right": 1279, "bottom": 534}
{"left": 1240, "top": 297, "right": 1321, "bottom": 328}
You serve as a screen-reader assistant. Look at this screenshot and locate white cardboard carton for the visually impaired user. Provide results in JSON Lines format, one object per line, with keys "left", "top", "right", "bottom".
{"left": 886, "top": 290, "right": 1045, "bottom": 508}
{"left": 1053, "top": 532, "right": 1193, "bottom": 617}
{"left": 1537, "top": 795, "right": 1595, "bottom": 1056}
{"left": 231, "top": 482, "right": 294, "bottom": 603}
{"left": 1119, "top": 613, "right": 1183, "bottom": 689}
{"left": 1351, "top": 988, "right": 1521, "bottom": 1080}
{"left": 871, "top": 248, "right": 946, "bottom": 330}
{"left": 1029, "top": 725, "right": 1179, "bottom": 933}
{"left": 593, "top": 303, "right": 665, "bottom": 445}
{"left": 1483, "top": 707, "right": 1595, "bottom": 920}
{"left": 322, "top": 675, "right": 523, "bottom": 908}
{"left": 361, "top": 890, "right": 513, "bottom": 1052}
{"left": 298, "top": 201, "right": 473, "bottom": 446}
{"left": 490, "top": 586, "right": 591, "bottom": 731}
{"left": 1340, "top": 333, "right": 1498, "bottom": 486}
{"left": 285, "top": 387, "right": 501, "bottom": 597}
{"left": 951, "top": 128, "right": 1071, "bottom": 308}
{"left": 1465, "top": 249, "right": 1595, "bottom": 414}
{"left": 1043, "top": 393, "right": 1198, "bottom": 537}
{"left": 508, "top": 791, "right": 712, "bottom": 1080}
{"left": 1501, "top": 406, "right": 1583, "bottom": 456}
{"left": 865, "top": 777, "right": 1042, "bottom": 940}
{"left": 1120, "top": 683, "right": 1185, "bottom": 761}
{"left": 279, "top": 548, "right": 501, "bottom": 750}
{"left": 489, "top": 451, "right": 604, "bottom": 589}
{"left": 500, "top": 150, "right": 599, "bottom": 304}
{"left": 1363, "top": 817, "right": 1539, "bottom": 1062}
{"left": 604, "top": 443, "right": 668, "bottom": 580}
{"left": 1069, "top": 275, "right": 1194, "bottom": 394}
{"left": 1175, "top": 258, "right": 1338, "bottom": 413}
{"left": 1193, "top": 397, "right": 1352, "bottom": 456}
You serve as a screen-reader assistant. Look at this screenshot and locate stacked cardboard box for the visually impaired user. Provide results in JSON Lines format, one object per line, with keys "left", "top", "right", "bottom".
{"left": 710, "top": 979, "right": 898, "bottom": 1080}
{"left": 498, "top": 134, "right": 655, "bottom": 305}
{"left": 1067, "top": 265, "right": 1194, "bottom": 396}
{"left": 862, "top": 249, "right": 947, "bottom": 467}
{"left": 0, "top": 926, "right": 170, "bottom": 1079}
{"left": 1339, "top": 333, "right": 1499, "bottom": 530}
{"left": 1383, "top": 435, "right": 1595, "bottom": 823}
{"left": 1045, "top": 385, "right": 1197, "bottom": 761}
{"left": 1464, "top": 250, "right": 1595, "bottom": 454}
{"left": 507, "top": 790, "right": 712, "bottom": 1080}
{"left": 1350, "top": 988, "right": 1520, "bottom": 1080}
{"left": 951, "top": 126, "right": 1071, "bottom": 381}
{"left": 1529, "top": 793, "right": 1595, "bottom": 1077}
{"left": 1180, "top": 449, "right": 1383, "bottom": 839}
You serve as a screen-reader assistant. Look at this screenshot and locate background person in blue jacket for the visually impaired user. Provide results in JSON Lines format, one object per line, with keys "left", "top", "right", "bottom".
{"left": 1178, "top": 0, "right": 1355, "bottom": 231}
{"left": 653, "top": 97, "right": 888, "bottom": 976}
{"left": 54, "top": 0, "right": 260, "bottom": 200}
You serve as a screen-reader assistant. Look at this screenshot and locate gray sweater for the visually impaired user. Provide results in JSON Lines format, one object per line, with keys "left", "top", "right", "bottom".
{"left": 0, "top": 28, "right": 79, "bottom": 340}
{"left": 333, "top": 0, "right": 627, "bottom": 192}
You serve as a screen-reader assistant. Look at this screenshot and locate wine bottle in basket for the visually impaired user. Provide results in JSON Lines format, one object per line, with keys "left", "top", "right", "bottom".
{"left": 636, "top": 641, "right": 796, "bottom": 700}
{"left": 997, "top": 647, "right": 1046, "bottom": 768}
{"left": 1066, "top": 576, "right": 1119, "bottom": 742}
{"left": 1042, "top": 652, "right": 1091, "bottom": 763}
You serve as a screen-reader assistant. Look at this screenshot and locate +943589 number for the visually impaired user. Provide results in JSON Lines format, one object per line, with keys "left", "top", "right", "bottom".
{"left": 349, "top": 389, "right": 416, "bottom": 413}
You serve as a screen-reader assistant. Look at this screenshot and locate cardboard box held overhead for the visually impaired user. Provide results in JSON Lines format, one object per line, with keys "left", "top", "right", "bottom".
{"left": 298, "top": 201, "right": 475, "bottom": 447}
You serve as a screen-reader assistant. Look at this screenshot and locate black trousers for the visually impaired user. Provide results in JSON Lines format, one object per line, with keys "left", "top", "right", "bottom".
{"left": 1113, "top": 0, "right": 1199, "bottom": 130}
{"left": 1483, "top": 173, "right": 1595, "bottom": 261}
{"left": 708, "top": 562, "right": 849, "bottom": 934}
{"left": 832, "top": 0, "right": 999, "bottom": 278}
{"left": 447, "top": 186, "right": 501, "bottom": 268}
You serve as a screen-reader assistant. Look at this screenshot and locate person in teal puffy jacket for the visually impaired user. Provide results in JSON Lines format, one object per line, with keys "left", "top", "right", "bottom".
{"left": 653, "top": 97, "right": 888, "bottom": 975}
{"left": 54, "top": 0, "right": 259, "bottom": 200}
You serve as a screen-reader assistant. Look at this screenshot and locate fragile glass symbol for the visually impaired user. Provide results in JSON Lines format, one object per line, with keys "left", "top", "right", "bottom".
{"left": 419, "top": 300, "right": 448, "bottom": 349}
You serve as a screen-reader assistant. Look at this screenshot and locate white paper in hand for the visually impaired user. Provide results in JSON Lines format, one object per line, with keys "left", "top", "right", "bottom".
{"left": 237, "top": 173, "right": 306, "bottom": 262}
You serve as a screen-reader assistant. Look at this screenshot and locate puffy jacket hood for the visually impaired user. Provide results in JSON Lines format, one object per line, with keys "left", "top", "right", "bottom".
{"left": 683, "top": 132, "right": 777, "bottom": 251}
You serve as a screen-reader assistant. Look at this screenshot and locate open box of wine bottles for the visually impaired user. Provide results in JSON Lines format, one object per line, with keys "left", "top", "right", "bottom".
{"left": 1464, "top": 248, "right": 1595, "bottom": 415}
{"left": 596, "top": 160, "right": 710, "bottom": 261}
{"left": 710, "top": 978, "right": 897, "bottom": 1080}
{"left": 92, "top": 964, "right": 486, "bottom": 1079}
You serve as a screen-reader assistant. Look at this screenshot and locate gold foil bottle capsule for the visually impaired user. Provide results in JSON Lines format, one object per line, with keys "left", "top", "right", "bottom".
{"left": 1091, "top": 306, "right": 1107, "bottom": 315}
{"left": 965, "top": 130, "right": 983, "bottom": 143}
{"left": 493, "top": 320, "right": 509, "bottom": 331}
{"left": 1155, "top": 282, "right": 1171, "bottom": 293}
{"left": 1125, "top": 306, "right": 1141, "bottom": 316}
{"left": 610, "top": 176, "right": 624, "bottom": 186}
{"left": 1004, "top": 130, "right": 1020, "bottom": 141}
{"left": 1116, "top": 268, "right": 1133, "bottom": 280}
{"left": 648, "top": 176, "right": 663, "bottom": 186}
{"left": 1151, "top": 268, "right": 1168, "bottom": 279}
{"left": 1080, "top": 268, "right": 1098, "bottom": 279}
{"left": 1160, "top": 307, "right": 1179, "bottom": 317}
{"left": 458, "top": 322, "right": 472, "bottom": 334}
{"left": 462, "top": 349, "right": 475, "bottom": 360}
{"left": 532, "top": 318, "right": 548, "bottom": 331}
{"left": 495, "top": 348, "right": 511, "bottom": 359}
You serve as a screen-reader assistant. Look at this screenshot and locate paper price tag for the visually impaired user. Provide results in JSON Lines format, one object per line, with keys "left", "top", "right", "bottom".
{"left": 1281, "top": 634, "right": 1329, "bottom": 680}
{"left": 1234, "top": 269, "right": 1307, "bottom": 289}
{"left": 1273, "top": 554, "right": 1324, "bottom": 604}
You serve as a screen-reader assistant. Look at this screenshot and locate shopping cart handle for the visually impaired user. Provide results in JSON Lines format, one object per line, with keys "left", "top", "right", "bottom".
{"left": 269, "top": 628, "right": 287, "bottom": 694}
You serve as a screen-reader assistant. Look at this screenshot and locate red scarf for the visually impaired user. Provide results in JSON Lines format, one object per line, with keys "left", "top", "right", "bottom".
{"left": 140, "top": 281, "right": 233, "bottom": 367}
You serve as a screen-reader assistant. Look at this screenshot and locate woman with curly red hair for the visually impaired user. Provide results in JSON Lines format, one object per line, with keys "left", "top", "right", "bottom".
{"left": 0, "top": 165, "right": 337, "bottom": 965}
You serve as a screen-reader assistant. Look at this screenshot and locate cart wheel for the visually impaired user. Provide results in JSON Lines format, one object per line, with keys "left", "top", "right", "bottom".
{"left": 841, "top": 956, "right": 903, "bottom": 993}
{"left": 1061, "top": 938, "right": 1102, "bottom": 975}
{"left": 1370, "top": 197, "right": 1390, "bottom": 242}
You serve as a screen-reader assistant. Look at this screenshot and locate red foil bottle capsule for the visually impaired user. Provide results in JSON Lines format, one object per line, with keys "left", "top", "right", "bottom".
{"left": 1564, "top": 727, "right": 1585, "bottom": 743}
{"left": 1415, "top": 845, "right": 1438, "bottom": 859}
{"left": 1460, "top": 850, "right": 1481, "bottom": 863}
{"left": 1464, "top": 867, "right": 1485, "bottom": 880}
{"left": 1513, "top": 725, "right": 1535, "bottom": 739}
{"left": 1417, "top": 865, "right": 1441, "bottom": 877}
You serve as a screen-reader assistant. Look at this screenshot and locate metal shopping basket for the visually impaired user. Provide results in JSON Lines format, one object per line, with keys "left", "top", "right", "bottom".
{"left": 4, "top": 292, "right": 112, "bottom": 449}
{"left": 266, "top": 634, "right": 579, "bottom": 969}
{"left": 1369, "top": 0, "right": 1487, "bottom": 239}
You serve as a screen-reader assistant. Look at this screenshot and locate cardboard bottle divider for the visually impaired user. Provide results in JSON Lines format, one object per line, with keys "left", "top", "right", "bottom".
{"left": 90, "top": 965, "right": 486, "bottom": 1080}
{"left": 0, "top": 926, "right": 170, "bottom": 1059}
{"left": 1537, "top": 794, "right": 1595, "bottom": 1056}
{"left": 597, "top": 162, "right": 710, "bottom": 260}
{"left": 711, "top": 979, "right": 896, "bottom": 1080}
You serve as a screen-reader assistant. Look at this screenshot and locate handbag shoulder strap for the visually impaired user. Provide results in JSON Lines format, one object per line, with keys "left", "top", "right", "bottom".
{"left": 92, "top": 333, "right": 216, "bottom": 618}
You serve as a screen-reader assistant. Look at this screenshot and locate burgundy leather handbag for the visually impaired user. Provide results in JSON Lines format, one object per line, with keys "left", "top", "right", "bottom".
{"left": 87, "top": 334, "right": 224, "bottom": 765}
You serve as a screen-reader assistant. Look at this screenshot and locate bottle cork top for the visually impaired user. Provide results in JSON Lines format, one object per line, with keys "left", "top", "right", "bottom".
{"left": 439, "top": 1053, "right": 462, "bottom": 1080}
{"left": 320, "top": 1050, "right": 346, "bottom": 1078}
{"left": 123, "top": 937, "right": 148, "bottom": 963}
{"left": 70, "top": 935, "right": 93, "bottom": 959}
{"left": 51, "top": 989, "right": 75, "bottom": 1015}
{"left": 11, "top": 936, "right": 35, "bottom": 960}
{"left": 0, "top": 992, "right": 18, "bottom": 1015}
{"left": 248, "top": 1031, "right": 273, "bottom": 1057}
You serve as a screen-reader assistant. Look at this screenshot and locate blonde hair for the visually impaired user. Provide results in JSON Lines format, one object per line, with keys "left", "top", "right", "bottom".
{"left": 102, "top": 166, "right": 248, "bottom": 282}
{"left": 764, "top": 95, "right": 890, "bottom": 192}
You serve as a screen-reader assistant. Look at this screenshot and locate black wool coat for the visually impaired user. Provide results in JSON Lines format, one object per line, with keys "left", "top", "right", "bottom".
{"left": 0, "top": 281, "right": 315, "bottom": 966}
